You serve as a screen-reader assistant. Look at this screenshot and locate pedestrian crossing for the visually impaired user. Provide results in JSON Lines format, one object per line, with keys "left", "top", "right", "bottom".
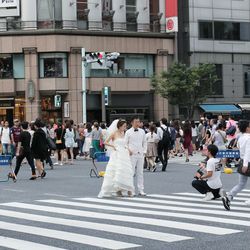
{"left": 0, "top": 191, "right": 249, "bottom": 249}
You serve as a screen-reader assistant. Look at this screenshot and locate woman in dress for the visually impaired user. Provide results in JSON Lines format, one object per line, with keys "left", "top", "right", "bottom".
{"left": 55, "top": 123, "right": 66, "bottom": 166}
{"left": 82, "top": 122, "right": 92, "bottom": 159}
{"left": 98, "top": 119, "right": 134, "bottom": 198}
{"left": 64, "top": 121, "right": 75, "bottom": 165}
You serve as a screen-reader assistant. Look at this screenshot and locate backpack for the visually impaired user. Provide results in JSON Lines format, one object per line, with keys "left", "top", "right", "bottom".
{"left": 161, "top": 127, "right": 171, "bottom": 147}
{"left": 226, "top": 122, "right": 236, "bottom": 136}
{"left": 170, "top": 127, "right": 176, "bottom": 143}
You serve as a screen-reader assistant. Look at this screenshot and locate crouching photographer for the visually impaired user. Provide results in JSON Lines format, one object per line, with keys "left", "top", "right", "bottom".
{"left": 192, "top": 144, "right": 225, "bottom": 201}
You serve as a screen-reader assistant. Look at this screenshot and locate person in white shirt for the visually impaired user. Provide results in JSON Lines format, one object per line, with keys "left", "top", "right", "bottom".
{"left": 0, "top": 121, "right": 12, "bottom": 155}
{"left": 145, "top": 125, "right": 159, "bottom": 172}
{"left": 192, "top": 144, "right": 224, "bottom": 201}
{"left": 222, "top": 120, "right": 250, "bottom": 210}
{"left": 125, "top": 116, "right": 147, "bottom": 196}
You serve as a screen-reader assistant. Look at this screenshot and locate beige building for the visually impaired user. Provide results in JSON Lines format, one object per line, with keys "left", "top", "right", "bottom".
{"left": 0, "top": 0, "right": 174, "bottom": 125}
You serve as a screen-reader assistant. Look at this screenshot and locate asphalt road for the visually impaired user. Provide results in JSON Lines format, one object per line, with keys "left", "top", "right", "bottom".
{"left": 0, "top": 153, "right": 249, "bottom": 250}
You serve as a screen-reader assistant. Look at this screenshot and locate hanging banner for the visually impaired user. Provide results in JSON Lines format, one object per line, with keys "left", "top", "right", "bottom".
{"left": 166, "top": 0, "right": 178, "bottom": 33}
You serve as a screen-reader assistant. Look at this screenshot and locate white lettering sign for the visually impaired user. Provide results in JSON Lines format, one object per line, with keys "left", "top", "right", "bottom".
{"left": 0, "top": 0, "right": 17, "bottom": 8}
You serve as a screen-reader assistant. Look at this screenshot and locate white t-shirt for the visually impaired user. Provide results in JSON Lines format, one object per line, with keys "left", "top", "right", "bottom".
{"left": 206, "top": 158, "right": 222, "bottom": 189}
{"left": 213, "top": 130, "right": 227, "bottom": 148}
{"left": 1, "top": 127, "right": 11, "bottom": 144}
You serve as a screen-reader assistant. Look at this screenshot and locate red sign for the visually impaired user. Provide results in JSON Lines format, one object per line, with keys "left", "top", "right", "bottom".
{"left": 166, "top": 0, "right": 178, "bottom": 33}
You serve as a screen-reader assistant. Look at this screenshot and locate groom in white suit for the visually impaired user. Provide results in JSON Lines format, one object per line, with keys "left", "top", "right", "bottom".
{"left": 125, "top": 116, "right": 147, "bottom": 196}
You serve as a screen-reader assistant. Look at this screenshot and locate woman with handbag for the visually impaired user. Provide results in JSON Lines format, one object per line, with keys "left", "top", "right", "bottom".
{"left": 64, "top": 121, "right": 75, "bottom": 165}
{"left": 222, "top": 120, "right": 250, "bottom": 210}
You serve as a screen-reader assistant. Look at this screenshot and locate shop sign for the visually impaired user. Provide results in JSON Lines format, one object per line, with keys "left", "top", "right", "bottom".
{"left": 64, "top": 102, "right": 70, "bottom": 118}
{"left": 0, "top": 98, "right": 14, "bottom": 108}
{"left": 166, "top": 0, "right": 178, "bottom": 33}
{"left": 0, "top": 0, "right": 18, "bottom": 8}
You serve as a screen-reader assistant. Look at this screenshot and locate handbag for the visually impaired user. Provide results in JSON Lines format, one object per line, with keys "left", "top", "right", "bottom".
{"left": 56, "top": 129, "right": 64, "bottom": 144}
{"left": 237, "top": 160, "right": 250, "bottom": 176}
{"left": 47, "top": 137, "right": 57, "bottom": 150}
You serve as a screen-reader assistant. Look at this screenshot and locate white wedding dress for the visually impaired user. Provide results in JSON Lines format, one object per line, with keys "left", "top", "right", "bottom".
{"left": 98, "top": 137, "right": 134, "bottom": 198}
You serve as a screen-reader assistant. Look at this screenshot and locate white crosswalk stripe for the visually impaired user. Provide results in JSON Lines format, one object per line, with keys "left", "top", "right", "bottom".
{"left": 0, "top": 191, "right": 249, "bottom": 249}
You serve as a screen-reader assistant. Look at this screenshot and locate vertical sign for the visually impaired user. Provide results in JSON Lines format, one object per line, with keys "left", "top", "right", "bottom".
{"left": 64, "top": 102, "right": 70, "bottom": 118}
{"left": 166, "top": 0, "right": 178, "bottom": 33}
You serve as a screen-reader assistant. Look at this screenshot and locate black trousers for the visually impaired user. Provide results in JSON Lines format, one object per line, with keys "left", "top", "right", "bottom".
{"left": 157, "top": 141, "right": 169, "bottom": 171}
{"left": 15, "top": 152, "right": 36, "bottom": 176}
{"left": 192, "top": 179, "right": 220, "bottom": 198}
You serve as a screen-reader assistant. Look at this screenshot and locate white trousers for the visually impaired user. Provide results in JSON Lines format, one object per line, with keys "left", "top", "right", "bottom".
{"left": 131, "top": 156, "right": 144, "bottom": 193}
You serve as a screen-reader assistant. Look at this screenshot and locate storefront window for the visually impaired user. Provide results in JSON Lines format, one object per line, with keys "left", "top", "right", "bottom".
{"left": 244, "top": 65, "right": 250, "bottom": 95}
{"left": 41, "top": 96, "right": 62, "bottom": 123}
{"left": 0, "top": 54, "right": 13, "bottom": 79}
{"left": 39, "top": 53, "right": 68, "bottom": 78}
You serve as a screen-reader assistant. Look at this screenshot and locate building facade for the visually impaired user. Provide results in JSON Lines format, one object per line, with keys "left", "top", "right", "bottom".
{"left": 178, "top": 0, "right": 250, "bottom": 119}
{"left": 0, "top": 0, "right": 175, "bottom": 125}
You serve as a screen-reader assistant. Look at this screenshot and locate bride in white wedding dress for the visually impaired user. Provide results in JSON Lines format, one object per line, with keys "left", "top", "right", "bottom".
{"left": 98, "top": 119, "right": 134, "bottom": 198}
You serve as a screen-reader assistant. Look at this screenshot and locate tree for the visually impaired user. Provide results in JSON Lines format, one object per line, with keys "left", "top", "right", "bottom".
{"left": 151, "top": 63, "right": 218, "bottom": 119}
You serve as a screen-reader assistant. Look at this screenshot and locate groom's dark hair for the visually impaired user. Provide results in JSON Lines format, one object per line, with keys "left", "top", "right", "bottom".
{"left": 131, "top": 116, "right": 140, "bottom": 123}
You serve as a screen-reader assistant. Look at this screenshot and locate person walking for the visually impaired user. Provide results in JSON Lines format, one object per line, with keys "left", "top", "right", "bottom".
{"left": 145, "top": 124, "right": 159, "bottom": 172}
{"left": 0, "top": 121, "right": 12, "bottom": 155}
{"left": 157, "top": 118, "right": 171, "bottom": 171}
{"left": 9, "top": 122, "right": 37, "bottom": 181}
{"left": 78, "top": 123, "right": 85, "bottom": 156}
{"left": 222, "top": 120, "right": 250, "bottom": 210}
{"left": 183, "top": 121, "right": 192, "bottom": 162}
{"left": 92, "top": 122, "right": 103, "bottom": 152}
{"left": 64, "top": 121, "right": 75, "bottom": 165}
{"left": 125, "top": 116, "right": 147, "bottom": 196}
{"left": 31, "top": 119, "right": 47, "bottom": 178}
{"left": 10, "top": 119, "right": 21, "bottom": 158}
{"left": 191, "top": 120, "right": 198, "bottom": 153}
{"left": 82, "top": 122, "right": 92, "bottom": 159}
{"left": 55, "top": 123, "right": 66, "bottom": 166}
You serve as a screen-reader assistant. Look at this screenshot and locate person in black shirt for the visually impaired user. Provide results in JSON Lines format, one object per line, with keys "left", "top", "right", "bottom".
{"left": 8, "top": 122, "right": 37, "bottom": 181}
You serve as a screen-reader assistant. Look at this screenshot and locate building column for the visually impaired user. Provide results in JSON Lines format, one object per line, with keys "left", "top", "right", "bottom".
{"left": 23, "top": 48, "right": 40, "bottom": 121}
{"left": 88, "top": 0, "right": 102, "bottom": 30}
{"left": 154, "top": 54, "right": 169, "bottom": 120}
{"left": 113, "top": 0, "right": 126, "bottom": 31}
{"left": 66, "top": 48, "right": 83, "bottom": 124}
{"left": 0, "top": 18, "right": 7, "bottom": 32}
{"left": 159, "top": 0, "right": 166, "bottom": 33}
{"left": 21, "top": 0, "right": 37, "bottom": 30}
{"left": 62, "top": 0, "right": 77, "bottom": 29}
{"left": 137, "top": 0, "right": 150, "bottom": 32}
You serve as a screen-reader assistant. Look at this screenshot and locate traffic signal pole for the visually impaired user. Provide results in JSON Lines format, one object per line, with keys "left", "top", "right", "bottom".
{"left": 81, "top": 48, "right": 87, "bottom": 124}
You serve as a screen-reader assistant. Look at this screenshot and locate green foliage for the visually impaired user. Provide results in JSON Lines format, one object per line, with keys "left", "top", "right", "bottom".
{"left": 151, "top": 63, "right": 218, "bottom": 118}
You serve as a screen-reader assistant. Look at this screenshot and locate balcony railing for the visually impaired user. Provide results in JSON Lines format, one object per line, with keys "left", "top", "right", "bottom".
{"left": 0, "top": 20, "right": 165, "bottom": 33}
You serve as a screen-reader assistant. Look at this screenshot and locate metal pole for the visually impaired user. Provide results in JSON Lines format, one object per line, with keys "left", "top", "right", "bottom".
{"left": 174, "top": 32, "right": 178, "bottom": 62}
{"left": 81, "top": 48, "right": 87, "bottom": 123}
{"left": 101, "top": 88, "right": 106, "bottom": 123}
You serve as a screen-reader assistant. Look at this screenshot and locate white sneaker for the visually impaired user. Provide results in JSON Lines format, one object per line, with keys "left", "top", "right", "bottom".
{"left": 138, "top": 192, "right": 147, "bottom": 196}
{"left": 202, "top": 192, "right": 214, "bottom": 201}
{"left": 245, "top": 200, "right": 250, "bottom": 206}
{"left": 54, "top": 162, "right": 59, "bottom": 165}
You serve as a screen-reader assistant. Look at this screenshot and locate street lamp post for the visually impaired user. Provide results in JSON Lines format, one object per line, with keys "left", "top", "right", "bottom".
{"left": 81, "top": 48, "right": 87, "bottom": 123}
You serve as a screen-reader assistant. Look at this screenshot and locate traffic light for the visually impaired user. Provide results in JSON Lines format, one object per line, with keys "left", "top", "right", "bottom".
{"left": 84, "top": 52, "right": 105, "bottom": 66}
{"left": 54, "top": 95, "right": 61, "bottom": 108}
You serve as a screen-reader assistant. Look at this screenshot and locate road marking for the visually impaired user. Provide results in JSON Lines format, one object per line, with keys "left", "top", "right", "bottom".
{"left": 43, "top": 193, "right": 68, "bottom": 197}
{"left": 0, "top": 236, "right": 66, "bottom": 250}
{"left": 175, "top": 192, "right": 250, "bottom": 199}
{"left": 30, "top": 200, "right": 241, "bottom": 235}
{"left": 0, "top": 209, "right": 191, "bottom": 243}
{"left": 3, "top": 188, "right": 25, "bottom": 193}
{"left": 148, "top": 194, "right": 247, "bottom": 205}
{"left": 77, "top": 196, "right": 250, "bottom": 212}
{"left": 0, "top": 221, "right": 140, "bottom": 250}
{"left": 74, "top": 198, "right": 250, "bottom": 227}
{"left": 39, "top": 198, "right": 250, "bottom": 220}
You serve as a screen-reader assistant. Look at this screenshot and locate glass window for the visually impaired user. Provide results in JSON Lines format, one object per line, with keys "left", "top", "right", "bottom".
{"left": 214, "top": 22, "right": 240, "bottom": 40}
{"left": 240, "top": 22, "right": 250, "bottom": 41}
{"left": 77, "top": 0, "right": 88, "bottom": 21}
{"left": 0, "top": 54, "right": 13, "bottom": 79}
{"left": 126, "top": 0, "right": 137, "bottom": 31}
{"left": 13, "top": 54, "right": 24, "bottom": 79}
{"left": 39, "top": 53, "right": 68, "bottom": 78}
{"left": 199, "top": 21, "right": 213, "bottom": 39}
{"left": 244, "top": 65, "right": 250, "bottom": 95}
{"left": 212, "top": 64, "right": 223, "bottom": 95}
{"left": 88, "top": 54, "right": 154, "bottom": 78}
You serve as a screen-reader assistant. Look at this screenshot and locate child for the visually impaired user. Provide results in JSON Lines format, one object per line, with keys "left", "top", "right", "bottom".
{"left": 145, "top": 125, "right": 159, "bottom": 172}
{"left": 192, "top": 144, "right": 225, "bottom": 201}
